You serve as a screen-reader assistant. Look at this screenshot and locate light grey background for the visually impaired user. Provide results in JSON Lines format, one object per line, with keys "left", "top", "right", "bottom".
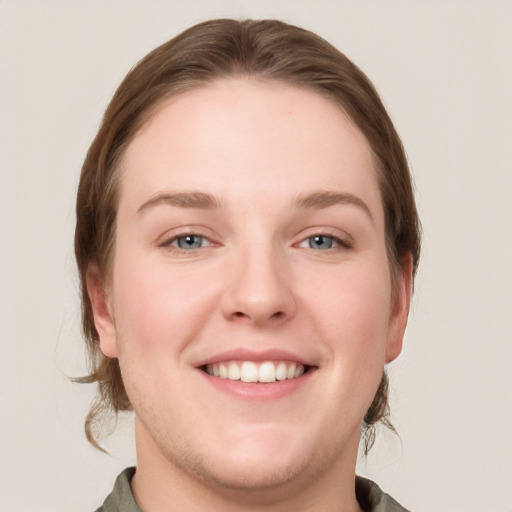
{"left": 1, "top": 1, "right": 511, "bottom": 511}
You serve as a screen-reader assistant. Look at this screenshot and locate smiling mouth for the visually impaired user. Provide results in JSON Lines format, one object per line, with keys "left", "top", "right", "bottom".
{"left": 201, "top": 360, "right": 312, "bottom": 383}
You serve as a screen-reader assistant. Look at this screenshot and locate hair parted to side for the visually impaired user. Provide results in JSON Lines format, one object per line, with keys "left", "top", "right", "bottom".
{"left": 75, "top": 18, "right": 421, "bottom": 453}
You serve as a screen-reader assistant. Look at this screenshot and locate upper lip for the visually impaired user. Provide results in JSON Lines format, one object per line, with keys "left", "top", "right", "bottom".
{"left": 194, "top": 348, "right": 316, "bottom": 368}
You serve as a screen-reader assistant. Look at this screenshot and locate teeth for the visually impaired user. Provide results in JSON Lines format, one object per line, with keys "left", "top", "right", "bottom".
{"left": 287, "top": 362, "right": 296, "bottom": 379}
{"left": 258, "top": 361, "right": 276, "bottom": 382}
{"left": 240, "top": 361, "right": 258, "bottom": 382}
{"left": 275, "top": 362, "right": 287, "bottom": 381}
{"left": 205, "top": 360, "right": 306, "bottom": 383}
{"left": 219, "top": 363, "right": 228, "bottom": 379}
{"left": 228, "top": 362, "right": 240, "bottom": 380}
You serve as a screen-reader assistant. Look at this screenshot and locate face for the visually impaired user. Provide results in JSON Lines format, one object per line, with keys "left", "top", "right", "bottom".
{"left": 89, "top": 79, "right": 411, "bottom": 495}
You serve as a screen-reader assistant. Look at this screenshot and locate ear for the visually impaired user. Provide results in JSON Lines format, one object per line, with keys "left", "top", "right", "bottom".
{"left": 86, "top": 264, "right": 118, "bottom": 358}
{"left": 385, "top": 252, "right": 414, "bottom": 363}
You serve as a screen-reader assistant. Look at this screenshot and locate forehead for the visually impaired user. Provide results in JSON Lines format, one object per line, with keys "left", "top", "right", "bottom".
{"left": 118, "top": 78, "right": 381, "bottom": 217}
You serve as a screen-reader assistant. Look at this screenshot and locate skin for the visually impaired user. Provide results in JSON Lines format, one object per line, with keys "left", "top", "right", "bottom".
{"left": 88, "top": 79, "right": 412, "bottom": 511}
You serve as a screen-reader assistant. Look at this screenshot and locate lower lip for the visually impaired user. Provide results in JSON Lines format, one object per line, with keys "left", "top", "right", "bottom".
{"left": 197, "top": 369, "right": 314, "bottom": 401}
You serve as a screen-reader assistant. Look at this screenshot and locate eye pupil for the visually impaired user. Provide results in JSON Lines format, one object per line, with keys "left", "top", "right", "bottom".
{"left": 309, "top": 235, "right": 333, "bottom": 250}
{"left": 177, "top": 235, "right": 203, "bottom": 249}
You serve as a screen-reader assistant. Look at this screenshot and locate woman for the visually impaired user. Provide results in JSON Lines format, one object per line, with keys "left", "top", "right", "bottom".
{"left": 76, "top": 18, "right": 420, "bottom": 511}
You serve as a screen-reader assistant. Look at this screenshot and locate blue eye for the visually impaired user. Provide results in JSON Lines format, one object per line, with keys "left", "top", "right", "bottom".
{"left": 171, "top": 235, "right": 209, "bottom": 250}
{"left": 308, "top": 235, "right": 335, "bottom": 250}
{"left": 298, "top": 235, "right": 346, "bottom": 250}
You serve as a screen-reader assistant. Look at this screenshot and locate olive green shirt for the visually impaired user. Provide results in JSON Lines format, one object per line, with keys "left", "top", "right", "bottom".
{"left": 94, "top": 467, "right": 411, "bottom": 512}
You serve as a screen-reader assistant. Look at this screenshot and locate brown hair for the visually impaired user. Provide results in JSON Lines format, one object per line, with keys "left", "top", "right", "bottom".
{"left": 75, "top": 18, "right": 421, "bottom": 452}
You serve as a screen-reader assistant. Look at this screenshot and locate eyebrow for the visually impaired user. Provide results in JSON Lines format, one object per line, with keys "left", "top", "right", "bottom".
{"left": 137, "top": 191, "right": 221, "bottom": 214}
{"left": 136, "top": 189, "right": 373, "bottom": 222}
{"left": 292, "top": 190, "right": 374, "bottom": 223}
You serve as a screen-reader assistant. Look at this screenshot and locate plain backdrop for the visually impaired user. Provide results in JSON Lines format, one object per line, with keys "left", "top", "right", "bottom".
{"left": 1, "top": 1, "right": 511, "bottom": 511}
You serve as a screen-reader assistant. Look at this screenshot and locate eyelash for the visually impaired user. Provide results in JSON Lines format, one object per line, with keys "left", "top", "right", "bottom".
{"left": 160, "top": 231, "right": 351, "bottom": 254}
{"left": 161, "top": 233, "right": 214, "bottom": 252}
{"left": 297, "top": 234, "right": 351, "bottom": 251}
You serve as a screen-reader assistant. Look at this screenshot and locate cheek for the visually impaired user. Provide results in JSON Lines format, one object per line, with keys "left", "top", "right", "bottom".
{"left": 303, "top": 262, "right": 392, "bottom": 364}
{"left": 111, "top": 250, "right": 219, "bottom": 357}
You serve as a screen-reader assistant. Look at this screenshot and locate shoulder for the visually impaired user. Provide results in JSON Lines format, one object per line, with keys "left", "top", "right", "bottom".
{"left": 93, "top": 467, "right": 141, "bottom": 512}
{"left": 356, "top": 476, "right": 412, "bottom": 512}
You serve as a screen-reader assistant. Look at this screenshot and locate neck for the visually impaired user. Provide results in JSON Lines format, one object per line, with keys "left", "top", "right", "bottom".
{"left": 131, "top": 418, "right": 363, "bottom": 512}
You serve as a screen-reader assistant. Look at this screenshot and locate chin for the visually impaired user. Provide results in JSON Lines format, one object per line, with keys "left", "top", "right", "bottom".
{"left": 169, "top": 426, "right": 329, "bottom": 497}
{"left": 187, "top": 448, "right": 313, "bottom": 496}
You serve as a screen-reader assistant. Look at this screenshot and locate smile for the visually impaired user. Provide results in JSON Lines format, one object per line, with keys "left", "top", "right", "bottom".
{"left": 203, "top": 360, "right": 307, "bottom": 383}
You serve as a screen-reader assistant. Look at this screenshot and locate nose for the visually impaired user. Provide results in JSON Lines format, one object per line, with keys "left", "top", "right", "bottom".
{"left": 221, "top": 244, "right": 297, "bottom": 326}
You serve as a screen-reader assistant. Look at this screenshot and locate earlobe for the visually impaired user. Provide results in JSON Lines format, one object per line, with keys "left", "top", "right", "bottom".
{"left": 385, "top": 252, "right": 413, "bottom": 363}
{"left": 86, "top": 264, "right": 118, "bottom": 358}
